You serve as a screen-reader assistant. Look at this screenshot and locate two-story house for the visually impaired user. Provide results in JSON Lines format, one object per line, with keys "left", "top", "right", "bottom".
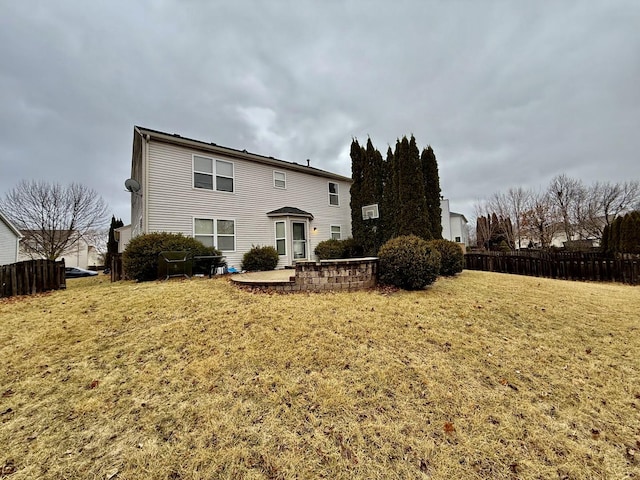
{"left": 124, "top": 126, "right": 352, "bottom": 269}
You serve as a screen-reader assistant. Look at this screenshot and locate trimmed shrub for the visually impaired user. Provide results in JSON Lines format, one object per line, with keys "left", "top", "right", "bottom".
{"left": 241, "top": 245, "right": 279, "bottom": 271}
{"left": 341, "top": 237, "right": 365, "bottom": 258}
{"left": 122, "top": 232, "right": 219, "bottom": 282}
{"left": 378, "top": 235, "right": 441, "bottom": 290}
{"left": 315, "top": 238, "right": 365, "bottom": 260}
{"left": 314, "top": 239, "right": 345, "bottom": 259}
{"left": 428, "top": 239, "right": 464, "bottom": 276}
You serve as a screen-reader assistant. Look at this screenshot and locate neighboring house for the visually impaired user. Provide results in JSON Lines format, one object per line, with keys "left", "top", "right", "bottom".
{"left": 18, "top": 231, "right": 100, "bottom": 269}
{"left": 124, "top": 126, "right": 353, "bottom": 269}
{"left": 115, "top": 224, "right": 131, "bottom": 253}
{"left": 440, "top": 198, "right": 469, "bottom": 247}
{"left": 0, "top": 211, "right": 22, "bottom": 265}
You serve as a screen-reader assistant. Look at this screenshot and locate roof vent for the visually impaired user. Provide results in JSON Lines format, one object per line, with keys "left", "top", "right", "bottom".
{"left": 306, "top": 159, "right": 310, "bottom": 167}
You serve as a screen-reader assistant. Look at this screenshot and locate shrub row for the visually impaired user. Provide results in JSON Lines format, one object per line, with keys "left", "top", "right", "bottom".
{"left": 122, "top": 233, "right": 463, "bottom": 289}
{"left": 316, "top": 235, "right": 464, "bottom": 290}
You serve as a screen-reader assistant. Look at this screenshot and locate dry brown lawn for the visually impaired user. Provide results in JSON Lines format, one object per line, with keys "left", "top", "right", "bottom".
{"left": 1, "top": 271, "right": 639, "bottom": 479}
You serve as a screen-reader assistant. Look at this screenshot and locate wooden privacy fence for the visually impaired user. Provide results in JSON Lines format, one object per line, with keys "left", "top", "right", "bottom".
{"left": 0, "top": 259, "right": 66, "bottom": 298}
{"left": 110, "top": 253, "right": 123, "bottom": 282}
{"left": 464, "top": 251, "right": 640, "bottom": 285}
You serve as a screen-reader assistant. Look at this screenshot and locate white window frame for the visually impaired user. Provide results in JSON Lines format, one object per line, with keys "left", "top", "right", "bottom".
{"left": 215, "top": 159, "right": 234, "bottom": 192}
{"left": 192, "top": 155, "right": 234, "bottom": 193}
{"left": 273, "top": 171, "right": 286, "bottom": 189}
{"left": 275, "top": 221, "right": 286, "bottom": 256}
{"left": 330, "top": 225, "right": 341, "bottom": 240}
{"left": 193, "top": 217, "right": 236, "bottom": 252}
{"left": 216, "top": 218, "right": 236, "bottom": 252}
{"left": 194, "top": 217, "right": 215, "bottom": 248}
{"left": 328, "top": 181, "right": 339, "bottom": 206}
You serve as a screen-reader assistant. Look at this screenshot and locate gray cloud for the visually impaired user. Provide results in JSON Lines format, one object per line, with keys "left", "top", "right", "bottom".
{"left": 1, "top": 1, "right": 639, "bottom": 223}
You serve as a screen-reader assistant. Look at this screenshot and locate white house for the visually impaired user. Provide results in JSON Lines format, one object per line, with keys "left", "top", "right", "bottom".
{"left": 0, "top": 211, "right": 22, "bottom": 265}
{"left": 440, "top": 198, "right": 469, "bottom": 247}
{"left": 17, "top": 231, "right": 100, "bottom": 269}
{"left": 124, "top": 126, "right": 353, "bottom": 269}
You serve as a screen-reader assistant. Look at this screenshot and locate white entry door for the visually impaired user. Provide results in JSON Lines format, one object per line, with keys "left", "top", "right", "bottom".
{"left": 292, "top": 222, "right": 307, "bottom": 260}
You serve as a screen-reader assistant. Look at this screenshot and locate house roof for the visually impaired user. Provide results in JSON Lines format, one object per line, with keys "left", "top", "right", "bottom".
{"left": 0, "top": 211, "right": 22, "bottom": 238}
{"left": 135, "top": 126, "right": 352, "bottom": 183}
{"left": 450, "top": 212, "right": 468, "bottom": 223}
{"left": 266, "top": 207, "right": 314, "bottom": 219}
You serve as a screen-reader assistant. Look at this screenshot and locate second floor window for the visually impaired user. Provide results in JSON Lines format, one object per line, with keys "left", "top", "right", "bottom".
{"left": 193, "top": 155, "right": 234, "bottom": 192}
{"left": 328, "top": 182, "right": 339, "bottom": 206}
{"left": 274, "top": 171, "right": 286, "bottom": 189}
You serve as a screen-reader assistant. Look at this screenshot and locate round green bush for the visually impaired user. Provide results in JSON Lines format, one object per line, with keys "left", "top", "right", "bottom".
{"left": 241, "top": 245, "right": 279, "bottom": 271}
{"left": 314, "top": 239, "right": 345, "bottom": 259}
{"left": 428, "top": 239, "right": 464, "bottom": 276}
{"left": 314, "top": 238, "right": 364, "bottom": 259}
{"left": 340, "top": 237, "right": 364, "bottom": 258}
{"left": 122, "top": 232, "right": 219, "bottom": 282}
{"left": 378, "top": 235, "right": 441, "bottom": 290}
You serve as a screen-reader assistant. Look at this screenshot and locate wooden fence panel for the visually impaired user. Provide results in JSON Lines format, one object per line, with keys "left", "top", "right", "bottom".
{"left": 0, "top": 259, "right": 66, "bottom": 298}
{"left": 110, "top": 254, "right": 123, "bottom": 282}
{"left": 464, "top": 252, "right": 638, "bottom": 285}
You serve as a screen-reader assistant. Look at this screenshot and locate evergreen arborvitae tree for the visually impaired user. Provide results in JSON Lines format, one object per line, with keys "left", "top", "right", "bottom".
{"left": 394, "top": 136, "right": 430, "bottom": 240}
{"left": 351, "top": 134, "right": 442, "bottom": 247}
{"left": 601, "top": 224, "right": 610, "bottom": 254}
{"left": 380, "top": 146, "right": 396, "bottom": 244}
{"left": 361, "top": 138, "right": 384, "bottom": 255}
{"left": 610, "top": 215, "right": 623, "bottom": 253}
{"left": 349, "top": 139, "right": 366, "bottom": 250}
{"left": 105, "top": 215, "right": 124, "bottom": 269}
{"left": 620, "top": 211, "right": 640, "bottom": 254}
{"left": 421, "top": 146, "right": 442, "bottom": 239}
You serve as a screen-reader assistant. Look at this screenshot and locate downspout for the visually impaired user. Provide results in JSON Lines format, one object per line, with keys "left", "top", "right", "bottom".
{"left": 143, "top": 133, "right": 150, "bottom": 234}
{"left": 16, "top": 234, "right": 22, "bottom": 263}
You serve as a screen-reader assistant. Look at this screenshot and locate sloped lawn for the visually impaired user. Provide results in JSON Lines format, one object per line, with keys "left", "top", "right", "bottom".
{"left": 1, "top": 271, "right": 639, "bottom": 479}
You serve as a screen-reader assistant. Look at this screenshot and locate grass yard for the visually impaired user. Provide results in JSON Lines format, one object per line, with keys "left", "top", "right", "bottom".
{"left": 1, "top": 271, "right": 639, "bottom": 479}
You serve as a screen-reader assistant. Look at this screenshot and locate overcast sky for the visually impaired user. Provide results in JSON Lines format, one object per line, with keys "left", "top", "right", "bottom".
{"left": 1, "top": 1, "right": 639, "bottom": 226}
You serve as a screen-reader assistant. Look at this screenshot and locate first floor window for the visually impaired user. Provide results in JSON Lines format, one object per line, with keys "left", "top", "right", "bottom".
{"left": 194, "top": 218, "right": 235, "bottom": 251}
{"left": 216, "top": 219, "right": 235, "bottom": 251}
{"left": 194, "top": 218, "right": 214, "bottom": 247}
{"left": 275, "top": 221, "right": 286, "bottom": 255}
{"left": 331, "top": 225, "right": 341, "bottom": 240}
{"left": 328, "top": 182, "right": 339, "bottom": 206}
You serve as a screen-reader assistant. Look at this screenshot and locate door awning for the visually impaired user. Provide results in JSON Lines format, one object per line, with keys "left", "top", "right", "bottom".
{"left": 266, "top": 207, "right": 314, "bottom": 219}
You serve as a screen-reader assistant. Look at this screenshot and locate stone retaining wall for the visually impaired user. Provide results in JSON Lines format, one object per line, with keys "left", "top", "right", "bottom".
{"left": 272, "top": 257, "right": 378, "bottom": 292}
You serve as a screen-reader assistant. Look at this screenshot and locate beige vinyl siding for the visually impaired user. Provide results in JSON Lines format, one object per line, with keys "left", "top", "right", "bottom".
{"left": 143, "top": 140, "right": 351, "bottom": 268}
{"left": 0, "top": 220, "right": 20, "bottom": 265}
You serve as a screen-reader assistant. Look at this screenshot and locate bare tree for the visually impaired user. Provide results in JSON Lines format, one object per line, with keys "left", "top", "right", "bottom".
{"left": 489, "top": 187, "right": 531, "bottom": 249}
{"left": 473, "top": 200, "right": 500, "bottom": 250}
{"left": 521, "top": 189, "right": 559, "bottom": 248}
{"left": 580, "top": 180, "right": 640, "bottom": 240}
{"left": 1, "top": 181, "right": 109, "bottom": 260}
{"left": 548, "top": 174, "right": 585, "bottom": 242}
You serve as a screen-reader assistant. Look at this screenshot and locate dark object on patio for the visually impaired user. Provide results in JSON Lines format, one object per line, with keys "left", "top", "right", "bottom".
{"left": 193, "top": 255, "right": 227, "bottom": 278}
{"left": 158, "top": 251, "right": 193, "bottom": 280}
